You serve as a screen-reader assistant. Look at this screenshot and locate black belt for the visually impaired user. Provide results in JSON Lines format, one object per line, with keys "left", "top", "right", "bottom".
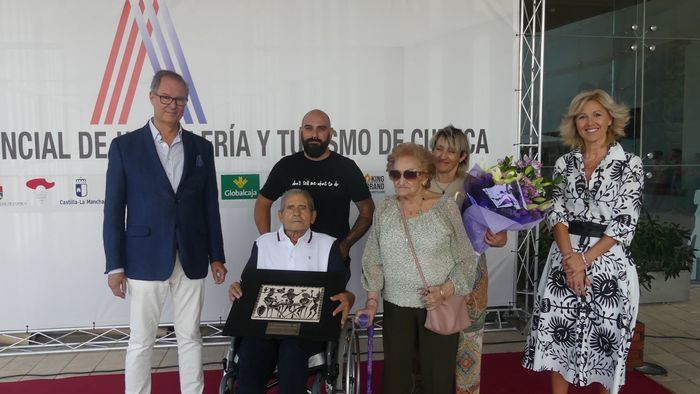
{"left": 568, "top": 221, "right": 606, "bottom": 238}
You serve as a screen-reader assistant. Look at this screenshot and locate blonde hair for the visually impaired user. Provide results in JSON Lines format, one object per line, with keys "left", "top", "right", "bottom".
{"left": 430, "top": 125, "right": 470, "bottom": 173}
{"left": 559, "top": 89, "right": 630, "bottom": 149}
{"left": 386, "top": 143, "right": 436, "bottom": 186}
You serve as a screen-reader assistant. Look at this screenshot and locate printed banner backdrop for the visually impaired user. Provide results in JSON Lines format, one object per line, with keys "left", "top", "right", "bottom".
{"left": 0, "top": 0, "right": 519, "bottom": 330}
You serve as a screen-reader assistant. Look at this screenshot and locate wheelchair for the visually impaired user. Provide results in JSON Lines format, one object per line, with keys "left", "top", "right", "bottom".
{"left": 219, "top": 316, "right": 362, "bottom": 394}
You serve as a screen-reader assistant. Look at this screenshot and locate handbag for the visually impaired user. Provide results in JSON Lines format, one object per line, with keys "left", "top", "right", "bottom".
{"left": 399, "top": 205, "right": 471, "bottom": 335}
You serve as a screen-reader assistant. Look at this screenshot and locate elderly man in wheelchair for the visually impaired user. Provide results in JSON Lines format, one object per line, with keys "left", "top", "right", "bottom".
{"left": 222, "top": 188, "right": 356, "bottom": 393}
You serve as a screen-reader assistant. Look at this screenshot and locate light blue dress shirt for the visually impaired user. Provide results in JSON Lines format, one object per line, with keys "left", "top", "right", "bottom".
{"left": 148, "top": 119, "right": 184, "bottom": 192}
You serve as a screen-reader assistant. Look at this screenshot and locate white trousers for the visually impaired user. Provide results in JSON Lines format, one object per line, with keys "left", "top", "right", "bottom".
{"left": 125, "top": 259, "right": 205, "bottom": 394}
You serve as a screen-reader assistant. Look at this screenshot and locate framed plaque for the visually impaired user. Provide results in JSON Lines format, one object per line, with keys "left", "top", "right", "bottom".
{"left": 223, "top": 269, "right": 346, "bottom": 341}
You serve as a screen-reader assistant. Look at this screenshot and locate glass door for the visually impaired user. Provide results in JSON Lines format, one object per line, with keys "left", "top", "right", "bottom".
{"left": 639, "top": 0, "right": 700, "bottom": 279}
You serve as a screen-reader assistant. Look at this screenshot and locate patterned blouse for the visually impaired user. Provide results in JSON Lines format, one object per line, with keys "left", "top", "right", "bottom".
{"left": 547, "top": 143, "right": 644, "bottom": 245}
{"left": 361, "top": 195, "right": 477, "bottom": 308}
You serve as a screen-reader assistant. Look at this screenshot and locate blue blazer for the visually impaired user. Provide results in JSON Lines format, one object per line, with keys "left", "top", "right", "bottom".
{"left": 103, "top": 123, "right": 225, "bottom": 280}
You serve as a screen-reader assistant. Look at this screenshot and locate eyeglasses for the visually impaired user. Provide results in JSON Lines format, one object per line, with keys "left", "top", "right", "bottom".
{"left": 154, "top": 93, "right": 188, "bottom": 107}
{"left": 388, "top": 169, "right": 422, "bottom": 181}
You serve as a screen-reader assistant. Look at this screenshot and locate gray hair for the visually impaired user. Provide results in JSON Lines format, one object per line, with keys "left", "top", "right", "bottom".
{"left": 278, "top": 188, "right": 315, "bottom": 213}
{"left": 150, "top": 70, "right": 189, "bottom": 96}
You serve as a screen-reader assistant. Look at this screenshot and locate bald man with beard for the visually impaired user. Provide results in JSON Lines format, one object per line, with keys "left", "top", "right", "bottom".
{"left": 254, "top": 109, "right": 375, "bottom": 265}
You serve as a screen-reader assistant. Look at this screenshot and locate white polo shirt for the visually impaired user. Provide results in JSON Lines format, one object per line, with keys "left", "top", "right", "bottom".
{"left": 255, "top": 226, "right": 337, "bottom": 272}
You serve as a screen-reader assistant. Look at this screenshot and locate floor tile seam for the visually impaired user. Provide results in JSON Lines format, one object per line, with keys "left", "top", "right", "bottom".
{"left": 60, "top": 352, "right": 109, "bottom": 374}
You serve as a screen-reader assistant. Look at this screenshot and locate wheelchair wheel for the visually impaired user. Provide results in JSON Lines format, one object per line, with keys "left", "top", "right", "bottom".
{"left": 219, "top": 337, "right": 238, "bottom": 394}
{"left": 330, "top": 321, "right": 361, "bottom": 394}
{"left": 219, "top": 369, "right": 235, "bottom": 394}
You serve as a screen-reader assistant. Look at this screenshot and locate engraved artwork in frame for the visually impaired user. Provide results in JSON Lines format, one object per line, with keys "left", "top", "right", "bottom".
{"left": 223, "top": 269, "right": 346, "bottom": 341}
{"left": 251, "top": 284, "right": 324, "bottom": 323}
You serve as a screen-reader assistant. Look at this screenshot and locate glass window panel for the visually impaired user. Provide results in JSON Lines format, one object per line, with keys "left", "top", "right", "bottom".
{"left": 545, "top": 0, "right": 642, "bottom": 37}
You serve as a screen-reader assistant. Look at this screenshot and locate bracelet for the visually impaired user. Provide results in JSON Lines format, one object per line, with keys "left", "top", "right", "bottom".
{"left": 366, "top": 297, "right": 379, "bottom": 306}
{"left": 562, "top": 251, "right": 574, "bottom": 258}
{"left": 581, "top": 253, "right": 590, "bottom": 269}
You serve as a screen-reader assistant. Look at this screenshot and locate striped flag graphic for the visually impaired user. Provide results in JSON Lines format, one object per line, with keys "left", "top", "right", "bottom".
{"left": 91, "top": 0, "right": 206, "bottom": 125}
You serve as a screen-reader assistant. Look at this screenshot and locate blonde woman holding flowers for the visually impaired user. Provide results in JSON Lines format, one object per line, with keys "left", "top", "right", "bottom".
{"left": 429, "top": 126, "right": 507, "bottom": 394}
{"left": 522, "top": 90, "right": 644, "bottom": 394}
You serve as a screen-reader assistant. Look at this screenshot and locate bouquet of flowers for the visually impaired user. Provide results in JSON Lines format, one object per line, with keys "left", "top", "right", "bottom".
{"left": 462, "top": 156, "right": 563, "bottom": 253}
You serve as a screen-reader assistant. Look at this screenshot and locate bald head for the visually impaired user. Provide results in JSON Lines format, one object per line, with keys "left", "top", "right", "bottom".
{"left": 299, "top": 109, "right": 333, "bottom": 159}
{"left": 301, "top": 109, "right": 331, "bottom": 128}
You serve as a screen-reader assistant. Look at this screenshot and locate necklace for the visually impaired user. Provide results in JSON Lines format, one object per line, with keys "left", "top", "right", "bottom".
{"left": 433, "top": 180, "right": 450, "bottom": 194}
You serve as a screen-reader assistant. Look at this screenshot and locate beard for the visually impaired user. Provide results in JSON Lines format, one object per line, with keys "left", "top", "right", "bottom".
{"left": 302, "top": 137, "right": 330, "bottom": 158}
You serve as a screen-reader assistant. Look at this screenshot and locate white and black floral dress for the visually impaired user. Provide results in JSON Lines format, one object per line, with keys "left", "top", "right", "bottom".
{"left": 522, "top": 143, "right": 644, "bottom": 394}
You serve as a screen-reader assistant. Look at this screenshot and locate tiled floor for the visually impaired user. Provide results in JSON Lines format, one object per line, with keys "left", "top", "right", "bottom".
{"left": 1, "top": 286, "right": 699, "bottom": 393}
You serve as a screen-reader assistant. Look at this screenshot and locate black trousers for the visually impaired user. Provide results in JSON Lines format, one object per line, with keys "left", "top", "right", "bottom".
{"left": 236, "top": 336, "right": 322, "bottom": 394}
{"left": 382, "top": 300, "right": 458, "bottom": 394}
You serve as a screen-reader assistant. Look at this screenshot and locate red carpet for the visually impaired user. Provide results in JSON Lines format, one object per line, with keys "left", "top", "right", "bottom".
{"left": 0, "top": 352, "right": 670, "bottom": 393}
{"left": 480, "top": 352, "right": 671, "bottom": 394}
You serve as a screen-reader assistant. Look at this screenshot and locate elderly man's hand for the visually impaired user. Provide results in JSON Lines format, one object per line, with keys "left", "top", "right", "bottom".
{"left": 330, "top": 291, "right": 355, "bottom": 328}
{"left": 210, "top": 261, "right": 227, "bottom": 284}
{"left": 228, "top": 282, "right": 243, "bottom": 302}
{"left": 108, "top": 272, "right": 127, "bottom": 299}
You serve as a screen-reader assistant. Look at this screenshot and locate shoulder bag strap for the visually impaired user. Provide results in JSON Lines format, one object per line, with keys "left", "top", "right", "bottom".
{"left": 399, "top": 204, "right": 429, "bottom": 289}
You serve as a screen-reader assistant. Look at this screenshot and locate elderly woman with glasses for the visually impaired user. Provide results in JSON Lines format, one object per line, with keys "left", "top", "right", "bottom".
{"left": 356, "top": 143, "right": 478, "bottom": 394}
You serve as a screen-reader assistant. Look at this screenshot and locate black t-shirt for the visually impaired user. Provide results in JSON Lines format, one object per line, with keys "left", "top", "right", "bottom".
{"left": 260, "top": 151, "right": 371, "bottom": 240}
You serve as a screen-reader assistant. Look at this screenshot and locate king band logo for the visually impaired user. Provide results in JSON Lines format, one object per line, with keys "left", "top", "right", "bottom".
{"left": 75, "top": 178, "right": 88, "bottom": 198}
{"left": 91, "top": 0, "right": 206, "bottom": 125}
{"left": 222, "top": 174, "right": 260, "bottom": 200}
{"left": 364, "top": 173, "right": 385, "bottom": 194}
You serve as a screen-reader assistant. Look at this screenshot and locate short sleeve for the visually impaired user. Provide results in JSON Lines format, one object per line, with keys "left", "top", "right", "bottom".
{"left": 344, "top": 158, "right": 372, "bottom": 202}
{"left": 259, "top": 159, "right": 289, "bottom": 201}
{"left": 604, "top": 155, "right": 644, "bottom": 246}
{"left": 546, "top": 156, "right": 568, "bottom": 230}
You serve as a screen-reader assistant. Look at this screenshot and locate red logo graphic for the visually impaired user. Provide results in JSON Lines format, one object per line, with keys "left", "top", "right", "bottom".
{"left": 26, "top": 178, "right": 55, "bottom": 190}
{"left": 92, "top": 0, "right": 206, "bottom": 125}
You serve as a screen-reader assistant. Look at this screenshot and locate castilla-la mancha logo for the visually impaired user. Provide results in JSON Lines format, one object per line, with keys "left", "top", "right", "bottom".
{"left": 91, "top": 0, "right": 206, "bottom": 125}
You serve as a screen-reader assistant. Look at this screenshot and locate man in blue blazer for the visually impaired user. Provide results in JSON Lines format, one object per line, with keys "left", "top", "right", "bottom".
{"left": 103, "top": 70, "right": 226, "bottom": 394}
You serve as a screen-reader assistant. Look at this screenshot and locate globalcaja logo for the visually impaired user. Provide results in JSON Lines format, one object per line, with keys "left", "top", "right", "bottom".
{"left": 221, "top": 175, "right": 260, "bottom": 200}
{"left": 364, "top": 173, "right": 385, "bottom": 194}
{"left": 75, "top": 178, "right": 88, "bottom": 197}
{"left": 91, "top": 0, "right": 206, "bottom": 125}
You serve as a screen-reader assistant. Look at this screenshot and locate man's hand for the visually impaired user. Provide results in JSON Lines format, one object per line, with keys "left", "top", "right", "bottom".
{"left": 108, "top": 272, "right": 127, "bottom": 299}
{"left": 210, "top": 261, "right": 227, "bottom": 284}
{"left": 485, "top": 229, "right": 507, "bottom": 247}
{"left": 229, "top": 282, "right": 243, "bottom": 302}
{"left": 330, "top": 291, "right": 355, "bottom": 328}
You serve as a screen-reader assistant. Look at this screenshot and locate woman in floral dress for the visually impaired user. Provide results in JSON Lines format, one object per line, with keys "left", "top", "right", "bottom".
{"left": 522, "top": 89, "right": 644, "bottom": 394}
